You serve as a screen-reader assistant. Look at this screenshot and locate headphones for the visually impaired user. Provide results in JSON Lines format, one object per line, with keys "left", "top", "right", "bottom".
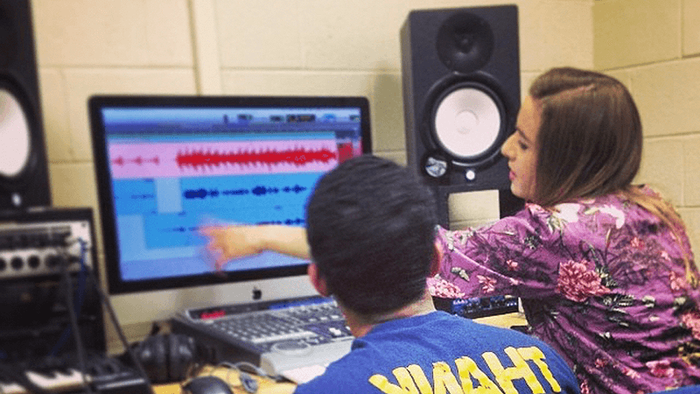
{"left": 130, "top": 333, "right": 200, "bottom": 384}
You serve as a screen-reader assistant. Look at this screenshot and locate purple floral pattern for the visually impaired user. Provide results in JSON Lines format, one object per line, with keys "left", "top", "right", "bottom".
{"left": 556, "top": 260, "right": 611, "bottom": 302}
{"left": 429, "top": 188, "right": 700, "bottom": 394}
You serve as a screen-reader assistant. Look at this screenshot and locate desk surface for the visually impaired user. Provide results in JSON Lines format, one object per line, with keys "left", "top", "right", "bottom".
{"left": 472, "top": 311, "right": 527, "bottom": 328}
{"left": 154, "top": 312, "right": 527, "bottom": 394}
{"left": 154, "top": 365, "right": 296, "bottom": 394}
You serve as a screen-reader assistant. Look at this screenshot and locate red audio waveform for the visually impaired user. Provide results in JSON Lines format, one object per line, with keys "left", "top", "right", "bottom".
{"left": 112, "top": 155, "right": 160, "bottom": 167}
{"left": 176, "top": 147, "right": 338, "bottom": 170}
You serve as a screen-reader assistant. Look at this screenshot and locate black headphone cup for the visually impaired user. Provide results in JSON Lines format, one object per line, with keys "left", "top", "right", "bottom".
{"left": 169, "top": 334, "right": 197, "bottom": 381}
{"left": 133, "top": 333, "right": 198, "bottom": 384}
{"left": 146, "top": 334, "right": 168, "bottom": 384}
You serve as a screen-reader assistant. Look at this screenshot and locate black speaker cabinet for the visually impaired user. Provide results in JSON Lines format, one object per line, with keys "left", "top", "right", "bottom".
{"left": 401, "top": 5, "right": 522, "bottom": 225}
{"left": 0, "top": 0, "right": 51, "bottom": 211}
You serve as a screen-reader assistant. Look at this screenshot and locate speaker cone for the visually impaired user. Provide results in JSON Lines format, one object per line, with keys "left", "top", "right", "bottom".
{"left": 0, "top": 0, "right": 52, "bottom": 211}
{"left": 436, "top": 12, "right": 495, "bottom": 74}
{"left": 431, "top": 82, "right": 505, "bottom": 167}
{"left": 0, "top": 88, "right": 32, "bottom": 180}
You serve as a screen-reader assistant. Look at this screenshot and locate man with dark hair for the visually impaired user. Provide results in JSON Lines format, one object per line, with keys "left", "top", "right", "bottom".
{"left": 294, "top": 154, "right": 580, "bottom": 394}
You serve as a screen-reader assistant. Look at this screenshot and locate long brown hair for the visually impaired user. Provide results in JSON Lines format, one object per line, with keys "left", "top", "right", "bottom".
{"left": 530, "top": 67, "right": 641, "bottom": 205}
{"left": 530, "top": 67, "right": 696, "bottom": 285}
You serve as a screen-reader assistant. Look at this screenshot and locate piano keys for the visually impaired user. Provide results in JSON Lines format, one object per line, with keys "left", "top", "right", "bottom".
{"left": 0, "top": 363, "right": 151, "bottom": 394}
{"left": 0, "top": 381, "right": 25, "bottom": 394}
{"left": 0, "top": 368, "right": 87, "bottom": 394}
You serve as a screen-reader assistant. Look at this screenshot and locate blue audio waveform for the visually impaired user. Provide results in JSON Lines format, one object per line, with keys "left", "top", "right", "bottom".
{"left": 184, "top": 189, "right": 220, "bottom": 199}
{"left": 252, "top": 186, "right": 278, "bottom": 196}
{"left": 283, "top": 185, "right": 307, "bottom": 193}
{"left": 129, "top": 193, "right": 155, "bottom": 200}
{"left": 258, "top": 218, "right": 305, "bottom": 226}
{"left": 164, "top": 218, "right": 304, "bottom": 235}
{"left": 168, "top": 226, "right": 199, "bottom": 233}
{"left": 183, "top": 184, "right": 308, "bottom": 199}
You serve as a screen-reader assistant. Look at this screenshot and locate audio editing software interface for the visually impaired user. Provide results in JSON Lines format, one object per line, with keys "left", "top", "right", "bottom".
{"left": 99, "top": 105, "right": 365, "bottom": 283}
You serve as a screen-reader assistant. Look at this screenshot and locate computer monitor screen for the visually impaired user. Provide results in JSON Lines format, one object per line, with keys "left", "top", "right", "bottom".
{"left": 89, "top": 96, "right": 371, "bottom": 301}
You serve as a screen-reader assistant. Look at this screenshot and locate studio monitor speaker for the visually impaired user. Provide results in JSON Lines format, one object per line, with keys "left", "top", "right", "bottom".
{"left": 401, "top": 5, "right": 519, "bottom": 190}
{"left": 0, "top": 0, "right": 51, "bottom": 211}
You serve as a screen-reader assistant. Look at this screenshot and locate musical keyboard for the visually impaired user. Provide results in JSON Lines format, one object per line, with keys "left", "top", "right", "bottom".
{"left": 0, "top": 368, "right": 86, "bottom": 393}
{"left": 0, "top": 381, "right": 25, "bottom": 394}
{"left": 0, "top": 355, "right": 151, "bottom": 394}
{"left": 25, "top": 368, "right": 86, "bottom": 390}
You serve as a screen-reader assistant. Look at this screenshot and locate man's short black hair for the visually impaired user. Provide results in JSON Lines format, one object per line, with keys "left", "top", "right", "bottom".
{"left": 306, "top": 155, "right": 438, "bottom": 316}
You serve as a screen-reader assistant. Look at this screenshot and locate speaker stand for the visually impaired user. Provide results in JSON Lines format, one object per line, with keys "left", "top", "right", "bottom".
{"left": 434, "top": 185, "right": 524, "bottom": 228}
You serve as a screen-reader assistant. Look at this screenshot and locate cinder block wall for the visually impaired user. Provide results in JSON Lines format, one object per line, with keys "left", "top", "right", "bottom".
{"left": 33, "top": 0, "right": 593, "bottom": 244}
{"left": 28, "top": 0, "right": 636, "bottom": 345}
{"left": 593, "top": 0, "right": 700, "bottom": 258}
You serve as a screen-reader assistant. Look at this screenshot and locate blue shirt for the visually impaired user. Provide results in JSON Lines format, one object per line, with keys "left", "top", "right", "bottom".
{"left": 294, "top": 311, "right": 580, "bottom": 394}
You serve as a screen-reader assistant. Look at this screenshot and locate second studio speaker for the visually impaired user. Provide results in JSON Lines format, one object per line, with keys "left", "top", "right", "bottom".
{"left": 401, "top": 5, "right": 520, "bottom": 195}
{"left": 0, "top": 0, "right": 51, "bottom": 211}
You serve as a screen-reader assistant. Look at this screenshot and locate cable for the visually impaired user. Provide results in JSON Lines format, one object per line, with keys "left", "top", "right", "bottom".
{"left": 80, "top": 240, "right": 158, "bottom": 394}
{"left": 214, "top": 361, "right": 270, "bottom": 394}
{"left": 50, "top": 239, "right": 88, "bottom": 356}
{"left": 58, "top": 243, "right": 94, "bottom": 394}
{"left": 220, "top": 361, "right": 268, "bottom": 378}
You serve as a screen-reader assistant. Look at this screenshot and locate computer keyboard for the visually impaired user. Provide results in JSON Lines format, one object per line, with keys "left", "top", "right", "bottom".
{"left": 171, "top": 296, "right": 354, "bottom": 379}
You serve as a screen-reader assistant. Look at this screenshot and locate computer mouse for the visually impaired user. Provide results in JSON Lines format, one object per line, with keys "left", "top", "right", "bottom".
{"left": 182, "top": 376, "right": 235, "bottom": 394}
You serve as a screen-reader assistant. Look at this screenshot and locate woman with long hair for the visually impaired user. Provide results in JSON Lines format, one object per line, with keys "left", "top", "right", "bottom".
{"left": 429, "top": 67, "right": 700, "bottom": 394}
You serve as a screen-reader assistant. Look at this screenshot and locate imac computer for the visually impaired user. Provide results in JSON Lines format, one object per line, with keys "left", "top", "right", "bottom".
{"left": 88, "top": 96, "right": 371, "bottom": 328}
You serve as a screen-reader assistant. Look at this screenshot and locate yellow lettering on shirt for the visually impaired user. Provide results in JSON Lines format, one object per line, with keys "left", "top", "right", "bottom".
{"left": 368, "top": 374, "right": 412, "bottom": 394}
{"left": 368, "top": 346, "right": 562, "bottom": 394}
{"left": 369, "top": 365, "right": 433, "bottom": 394}
{"left": 432, "top": 361, "right": 463, "bottom": 394}
{"left": 483, "top": 347, "right": 544, "bottom": 394}
{"left": 516, "top": 347, "right": 561, "bottom": 392}
{"left": 454, "top": 356, "right": 504, "bottom": 394}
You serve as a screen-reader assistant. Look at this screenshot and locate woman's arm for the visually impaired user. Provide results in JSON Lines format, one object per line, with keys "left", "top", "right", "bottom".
{"left": 200, "top": 224, "right": 310, "bottom": 269}
{"left": 430, "top": 205, "right": 561, "bottom": 300}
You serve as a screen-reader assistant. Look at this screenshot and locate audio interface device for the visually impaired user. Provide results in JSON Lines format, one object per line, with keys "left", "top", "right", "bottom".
{"left": 0, "top": 207, "right": 96, "bottom": 280}
{"left": 0, "top": 207, "right": 105, "bottom": 360}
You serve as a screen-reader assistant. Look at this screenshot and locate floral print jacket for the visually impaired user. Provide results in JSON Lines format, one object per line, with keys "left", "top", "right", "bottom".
{"left": 428, "top": 190, "right": 700, "bottom": 394}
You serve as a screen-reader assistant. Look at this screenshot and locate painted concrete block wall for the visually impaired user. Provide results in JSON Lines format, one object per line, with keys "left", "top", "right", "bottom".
{"left": 31, "top": 0, "right": 595, "bottom": 245}
{"left": 210, "top": 0, "right": 594, "bottom": 229}
{"left": 29, "top": 0, "right": 593, "bottom": 345}
{"left": 594, "top": 0, "right": 700, "bottom": 258}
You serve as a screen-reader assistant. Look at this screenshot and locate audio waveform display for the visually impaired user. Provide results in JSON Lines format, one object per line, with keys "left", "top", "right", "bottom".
{"left": 183, "top": 184, "right": 308, "bottom": 199}
{"left": 177, "top": 147, "right": 336, "bottom": 170}
{"left": 143, "top": 212, "right": 307, "bottom": 250}
{"left": 258, "top": 218, "right": 305, "bottom": 226}
{"left": 162, "top": 217, "right": 305, "bottom": 237}
{"left": 109, "top": 139, "right": 339, "bottom": 179}
{"left": 111, "top": 155, "right": 160, "bottom": 167}
{"left": 114, "top": 173, "right": 318, "bottom": 252}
